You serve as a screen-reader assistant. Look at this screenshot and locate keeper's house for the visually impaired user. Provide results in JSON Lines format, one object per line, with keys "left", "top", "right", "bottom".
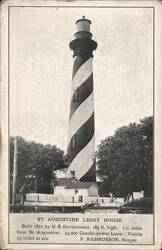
{"left": 51, "top": 178, "right": 99, "bottom": 203}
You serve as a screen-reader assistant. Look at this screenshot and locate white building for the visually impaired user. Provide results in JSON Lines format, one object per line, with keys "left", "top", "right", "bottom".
{"left": 52, "top": 178, "right": 99, "bottom": 203}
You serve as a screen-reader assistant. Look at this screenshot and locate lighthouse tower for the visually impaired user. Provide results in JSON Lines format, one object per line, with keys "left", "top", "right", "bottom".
{"left": 66, "top": 17, "right": 97, "bottom": 182}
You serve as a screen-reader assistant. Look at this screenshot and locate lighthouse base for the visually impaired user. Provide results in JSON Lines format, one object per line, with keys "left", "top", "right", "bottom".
{"left": 79, "top": 163, "right": 96, "bottom": 182}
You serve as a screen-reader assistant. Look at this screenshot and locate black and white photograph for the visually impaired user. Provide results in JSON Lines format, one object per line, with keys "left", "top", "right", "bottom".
{"left": 9, "top": 5, "right": 153, "bottom": 214}
{"left": 1, "top": 0, "right": 162, "bottom": 249}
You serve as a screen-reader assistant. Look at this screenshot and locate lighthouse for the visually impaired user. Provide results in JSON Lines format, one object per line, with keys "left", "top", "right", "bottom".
{"left": 66, "top": 17, "right": 97, "bottom": 182}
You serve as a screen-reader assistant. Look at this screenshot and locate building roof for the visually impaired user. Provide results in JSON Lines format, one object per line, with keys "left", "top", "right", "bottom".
{"left": 65, "top": 182, "right": 98, "bottom": 189}
{"left": 55, "top": 178, "right": 78, "bottom": 186}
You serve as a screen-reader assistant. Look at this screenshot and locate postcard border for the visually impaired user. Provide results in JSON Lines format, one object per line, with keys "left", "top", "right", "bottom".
{"left": 8, "top": 5, "right": 155, "bottom": 246}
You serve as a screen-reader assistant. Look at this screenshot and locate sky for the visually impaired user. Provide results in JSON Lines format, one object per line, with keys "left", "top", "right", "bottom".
{"left": 10, "top": 6, "right": 153, "bottom": 152}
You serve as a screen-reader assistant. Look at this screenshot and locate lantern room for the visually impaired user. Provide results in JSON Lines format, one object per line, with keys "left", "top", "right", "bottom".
{"left": 74, "top": 16, "right": 92, "bottom": 39}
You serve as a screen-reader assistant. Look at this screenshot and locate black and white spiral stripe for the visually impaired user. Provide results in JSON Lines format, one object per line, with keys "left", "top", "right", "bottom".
{"left": 67, "top": 55, "right": 96, "bottom": 181}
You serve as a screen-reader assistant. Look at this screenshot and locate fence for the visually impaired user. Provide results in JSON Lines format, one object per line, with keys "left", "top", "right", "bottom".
{"left": 26, "top": 193, "right": 114, "bottom": 204}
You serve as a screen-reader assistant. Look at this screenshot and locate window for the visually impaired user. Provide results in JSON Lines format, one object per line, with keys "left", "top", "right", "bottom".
{"left": 71, "top": 134, "right": 77, "bottom": 150}
{"left": 71, "top": 171, "right": 75, "bottom": 179}
{"left": 73, "top": 88, "right": 79, "bottom": 102}
{"left": 79, "top": 196, "right": 83, "bottom": 202}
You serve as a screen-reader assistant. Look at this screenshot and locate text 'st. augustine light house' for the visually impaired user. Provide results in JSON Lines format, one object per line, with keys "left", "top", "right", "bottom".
{"left": 66, "top": 17, "right": 97, "bottom": 182}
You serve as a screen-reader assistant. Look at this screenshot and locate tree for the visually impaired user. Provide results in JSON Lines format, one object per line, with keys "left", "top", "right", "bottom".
{"left": 96, "top": 116, "right": 153, "bottom": 198}
{"left": 139, "top": 117, "right": 153, "bottom": 196}
{"left": 10, "top": 136, "right": 66, "bottom": 200}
